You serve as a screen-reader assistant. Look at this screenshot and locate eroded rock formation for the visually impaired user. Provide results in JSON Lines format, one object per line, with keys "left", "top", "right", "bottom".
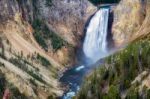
{"left": 0, "top": 0, "right": 96, "bottom": 98}
{"left": 112, "top": 0, "right": 150, "bottom": 47}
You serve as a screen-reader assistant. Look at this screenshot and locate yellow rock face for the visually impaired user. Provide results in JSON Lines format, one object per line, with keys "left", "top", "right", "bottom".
{"left": 112, "top": 0, "right": 148, "bottom": 47}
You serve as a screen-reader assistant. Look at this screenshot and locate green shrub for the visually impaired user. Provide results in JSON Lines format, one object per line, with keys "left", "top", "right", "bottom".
{"left": 9, "top": 58, "right": 46, "bottom": 84}
{"left": 9, "top": 58, "right": 28, "bottom": 72}
{"left": 9, "top": 84, "right": 27, "bottom": 99}
{"left": 0, "top": 72, "right": 27, "bottom": 99}
{"left": 45, "top": 0, "right": 52, "bottom": 7}
{"left": 33, "top": 32, "right": 47, "bottom": 49}
{"left": 29, "top": 79, "right": 37, "bottom": 87}
{"left": 126, "top": 88, "right": 139, "bottom": 99}
{"left": 32, "top": 19, "right": 66, "bottom": 51}
{"left": 47, "top": 95, "right": 55, "bottom": 99}
{"left": 108, "top": 85, "right": 120, "bottom": 99}
{"left": 147, "top": 89, "right": 150, "bottom": 99}
{"left": 37, "top": 54, "right": 51, "bottom": 67}
{"left": 0, "top": 73, "right": 6, "bottom": 98}
{"left": 28, "top": 70, "right": 46, "bottom": 84}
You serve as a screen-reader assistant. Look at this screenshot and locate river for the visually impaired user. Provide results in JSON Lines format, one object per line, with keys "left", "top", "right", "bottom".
{"left": 60, "top": 7, "right": 112, "bottom": 99}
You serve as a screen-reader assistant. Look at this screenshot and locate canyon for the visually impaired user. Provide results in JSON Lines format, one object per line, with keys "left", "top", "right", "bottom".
{"left": 0, "top": 0, "right": 150, "bottom": 99}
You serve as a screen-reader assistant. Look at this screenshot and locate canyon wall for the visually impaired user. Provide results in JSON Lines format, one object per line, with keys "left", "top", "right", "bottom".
{"left": 0, "top": 0, "right": 96, "bottom": 98}
{"left": 112, "top": 0, "right": 150, "bottom": 47}
{"left": 0, "top": 0, "right": 96, "bottom": 66}
{"left": 38, "top": 0, "right": 96, "bottom": 46}
{"left": 0, "top": 0, "right": 149, "bottom": 98}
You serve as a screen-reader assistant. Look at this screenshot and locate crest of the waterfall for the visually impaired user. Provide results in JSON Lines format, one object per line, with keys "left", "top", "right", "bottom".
{"left": 83, "top": 8, "right": 109, "bottom": 63}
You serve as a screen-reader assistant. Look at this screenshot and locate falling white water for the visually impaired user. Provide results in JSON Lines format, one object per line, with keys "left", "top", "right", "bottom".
{"left": 75, "top": 65, "right": 85, "bottom": 72}
{"left": 62, "top": 8, "right": 110, "bottom": 99}
{"left": 83, "top": 8, "right": 109, "bottom": 63}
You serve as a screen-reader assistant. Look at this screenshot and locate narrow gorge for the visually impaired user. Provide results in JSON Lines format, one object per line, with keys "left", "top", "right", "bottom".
{"left": 60, "top": 7, "right": 111, "bottom": 99}
{"left": 0, "top": 0, "right": 150, "bottom": 99}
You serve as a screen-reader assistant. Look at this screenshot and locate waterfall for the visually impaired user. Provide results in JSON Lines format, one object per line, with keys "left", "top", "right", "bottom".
{"left": 83, "top": 8, "right": 109, "bottom": 63}
{"left": 61, "top": 8, "right": 110, "bottom": 99}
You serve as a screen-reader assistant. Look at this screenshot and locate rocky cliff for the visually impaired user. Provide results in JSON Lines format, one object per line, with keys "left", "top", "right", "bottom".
{"left": 0, "top": 0, "right": 96, "bottom": 66}
{"left": 112, "top": 0, "right": 150, "bottom": 47}
{"left": 0, "top": 0, "right": 96, "bottom": 98}
{"left": 38, "top": 0, "right": 96, "bottom": 46}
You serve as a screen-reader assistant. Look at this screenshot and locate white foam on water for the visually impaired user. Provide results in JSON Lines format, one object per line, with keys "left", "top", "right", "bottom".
{"left": 63, "top": 91, "right": 75, "bottom": 99}
{"left": 75, "top": 65, "right": 85, "bottom": 71}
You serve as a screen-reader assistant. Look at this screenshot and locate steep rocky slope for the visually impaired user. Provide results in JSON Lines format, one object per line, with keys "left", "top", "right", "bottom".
{"left": 37, "top": 0, "right": 96, "bottom": 46}
{"left": 0, "top": 0, "right": 96, "bottom": 98}
{"left": 0, "top": 0, "right": 96, "bottom": 66}
{"left": 77, "top": 38, "right": 150, "bottom": 99}
{"left": 112, "top": 0, "right": 149, "bottom": 46}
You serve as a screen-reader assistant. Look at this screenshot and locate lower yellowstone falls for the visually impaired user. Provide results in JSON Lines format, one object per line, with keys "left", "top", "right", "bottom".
{"left": 60, "top": 7, "right": 112, "bottom": 99}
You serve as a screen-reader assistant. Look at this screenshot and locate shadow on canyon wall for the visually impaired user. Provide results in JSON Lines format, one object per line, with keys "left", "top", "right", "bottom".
{"left": 107, "top": 11, "right": 114, "bottom": 49}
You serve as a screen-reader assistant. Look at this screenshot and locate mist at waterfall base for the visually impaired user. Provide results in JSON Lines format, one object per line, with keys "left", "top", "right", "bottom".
{"left": 60, "top": 7, "right": 114, "bottom": 99}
